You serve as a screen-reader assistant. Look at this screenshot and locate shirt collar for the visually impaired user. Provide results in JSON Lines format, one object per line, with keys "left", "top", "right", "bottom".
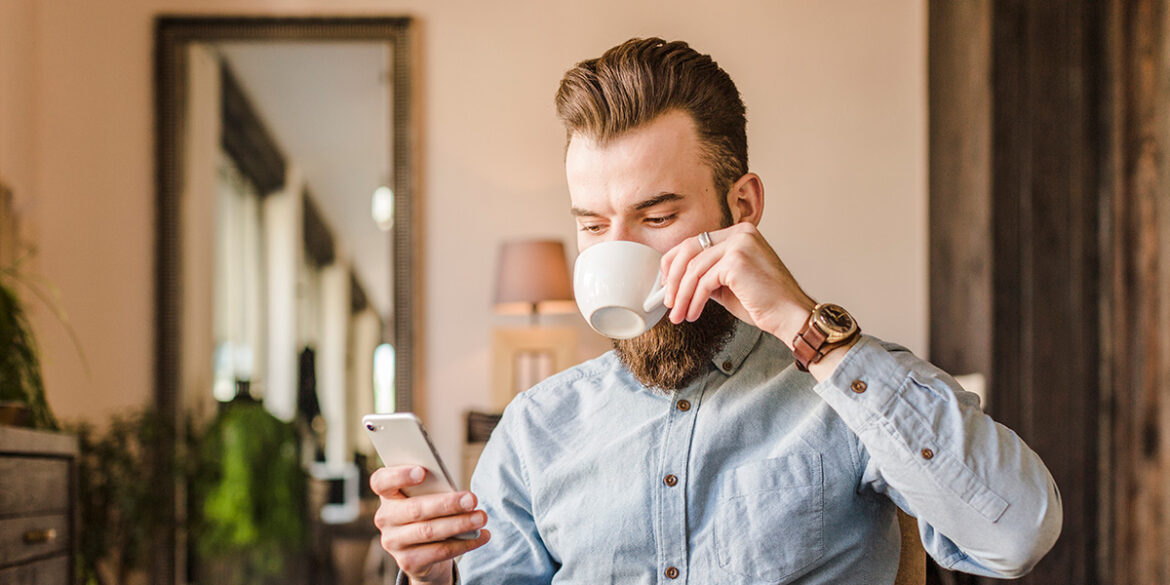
{"left": 712, "top": 320, "right": 764, "bottom": 375}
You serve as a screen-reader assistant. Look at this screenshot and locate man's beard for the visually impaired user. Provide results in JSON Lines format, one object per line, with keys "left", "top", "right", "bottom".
{"left": 614, "top": 302, "right": 738, "bottom": 393}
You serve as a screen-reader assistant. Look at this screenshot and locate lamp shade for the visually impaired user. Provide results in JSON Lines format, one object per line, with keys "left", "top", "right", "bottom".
{"left": 494, "top": 239, "right": 575, "bottom": 315}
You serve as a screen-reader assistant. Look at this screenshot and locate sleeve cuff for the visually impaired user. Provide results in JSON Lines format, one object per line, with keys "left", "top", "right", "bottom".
{"left": 396, "top": 563, "right": 460, "bottom": 585}
{"left": 812, "top": 334, "right": 907, "bottom": 431}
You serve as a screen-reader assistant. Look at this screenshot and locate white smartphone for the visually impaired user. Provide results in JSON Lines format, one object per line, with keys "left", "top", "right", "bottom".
{"left": 363, "top": 412, "right": 480, "bottom": 539}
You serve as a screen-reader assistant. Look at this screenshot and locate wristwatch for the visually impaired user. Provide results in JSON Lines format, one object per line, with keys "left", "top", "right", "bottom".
{"left": 792, "top": 303, "right": 860, "bottom": 372}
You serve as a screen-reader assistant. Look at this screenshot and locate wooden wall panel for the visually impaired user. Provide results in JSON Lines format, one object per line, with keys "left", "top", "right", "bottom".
{"left": 931, "top": 0, "right": 1170, "bottom": 583}
{"left": 928, "top": 0, "right": 993, "bottom": 383}
{"left": 930, "top": 0, "right": 1106, "bottom": 583}
{"left": 989, "top": 2, "right": 1102, "bottom": 583}
{"left": 1099, "top": 0, "right": 1170, "bottom": 582}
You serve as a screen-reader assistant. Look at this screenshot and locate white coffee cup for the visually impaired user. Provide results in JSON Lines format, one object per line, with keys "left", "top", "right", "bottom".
{"left": 573, "top": 240, "right": 668, "bottom": 339}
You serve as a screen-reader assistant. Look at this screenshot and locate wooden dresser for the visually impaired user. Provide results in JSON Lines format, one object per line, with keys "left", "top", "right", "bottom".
{"left": 0, "top": 426, "right": 77, "bottom": 585}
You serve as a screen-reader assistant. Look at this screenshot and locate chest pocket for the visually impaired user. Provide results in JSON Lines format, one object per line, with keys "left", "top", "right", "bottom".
{"left": 714, "top": 452, "right": 825, "bottom": 583}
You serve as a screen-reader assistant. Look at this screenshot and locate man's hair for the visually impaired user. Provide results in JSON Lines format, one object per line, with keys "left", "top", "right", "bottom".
{"left": 555, "top": 38, "right": 748, "bottom": 205}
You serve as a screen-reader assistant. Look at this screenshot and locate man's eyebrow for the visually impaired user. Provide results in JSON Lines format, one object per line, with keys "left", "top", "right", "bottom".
{"left": 633, "top": 192, "right": 684, "bottom": 211}
{"left": 570, "top": 193, "right": 684, "bottom": 217}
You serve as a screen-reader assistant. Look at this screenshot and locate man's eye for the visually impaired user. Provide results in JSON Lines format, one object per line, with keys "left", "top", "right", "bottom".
{"left": 645, "top": 214, "right": 677, "bottom": 226}
{"left": 579, "top": 224, "right": 605, "bottom": 233}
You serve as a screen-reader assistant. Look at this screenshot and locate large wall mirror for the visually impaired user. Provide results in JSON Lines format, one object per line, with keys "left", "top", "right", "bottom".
{"left": 155, "top": 16, "right": 415, "bottom": 582}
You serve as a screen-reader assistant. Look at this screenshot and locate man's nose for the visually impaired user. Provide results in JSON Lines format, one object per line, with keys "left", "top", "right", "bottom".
{"left": 603, "top": 223, "right": 638, "bottom": 244}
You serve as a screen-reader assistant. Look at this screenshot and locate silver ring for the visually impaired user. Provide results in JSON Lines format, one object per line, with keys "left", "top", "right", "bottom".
{"left": 698, "top": 231, "right": 713, "bottom": 250}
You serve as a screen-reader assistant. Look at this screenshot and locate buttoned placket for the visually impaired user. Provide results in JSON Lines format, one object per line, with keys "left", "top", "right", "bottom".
{"left": 653, "top": 378, "right": 707, "bottom": 584}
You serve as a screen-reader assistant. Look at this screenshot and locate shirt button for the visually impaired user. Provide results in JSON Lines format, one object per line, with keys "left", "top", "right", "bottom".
{"left": 663, "top": 474, "right": 678, "bottom": 487}
{"left": 665, "top": 566, "right": 680, "bottom": 579}
{"left": 851, "top": 379, "right": 867, "bottom": 393}
{"left": 677, "top": 399, "right": 691, "bottom": 412}
{"left": 722, "top": 360, "right": 733, "bottom": 371}
{"left": 921, "top": 448, "right": 935, "bottom": 460}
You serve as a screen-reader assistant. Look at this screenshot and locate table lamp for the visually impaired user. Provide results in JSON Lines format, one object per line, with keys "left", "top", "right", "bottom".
{"left": 491, "top": 239, "right": 578, "bottom": 405}
{"left": 493, "top": 239, "right": 575, "bottom": 323}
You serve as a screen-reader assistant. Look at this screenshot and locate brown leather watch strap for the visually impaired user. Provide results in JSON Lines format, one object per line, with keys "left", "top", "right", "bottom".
{"left": 792, "top": 321, "right": 829, "bottom": 372}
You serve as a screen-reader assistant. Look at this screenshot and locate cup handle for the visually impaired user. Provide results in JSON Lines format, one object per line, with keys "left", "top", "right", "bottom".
{"left": 643, "top": 281, "right": 667, "bottom": 313}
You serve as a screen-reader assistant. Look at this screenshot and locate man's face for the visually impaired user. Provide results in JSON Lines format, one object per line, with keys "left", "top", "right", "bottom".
{"left": 567, "top": 110, "right": 729, "bottom": 254}
{"left": 566, "top": 110, "right": 739, "bottom": 391}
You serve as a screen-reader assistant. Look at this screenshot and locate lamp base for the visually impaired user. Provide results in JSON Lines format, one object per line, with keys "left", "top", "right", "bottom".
{"left": 491, "top": 326, "right": 578, "bottom": 410}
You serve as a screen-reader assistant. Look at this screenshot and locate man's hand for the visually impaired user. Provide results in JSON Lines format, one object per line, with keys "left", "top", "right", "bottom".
{"left": 371, "top": 465, "right": 491, "bottom": 585}
{"left": 660, "top": 222, "right": 815, "bottom": 342}
{"left": 660, "top": 222, "right": 860, "bottom": 380}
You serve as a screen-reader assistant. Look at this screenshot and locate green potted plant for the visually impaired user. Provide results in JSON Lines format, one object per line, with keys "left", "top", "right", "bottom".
{"left": 0, "top": 251, "right": 82, "bottom": 429}
{"left": 72, "top": 408, "right": 173, "bottom": 585}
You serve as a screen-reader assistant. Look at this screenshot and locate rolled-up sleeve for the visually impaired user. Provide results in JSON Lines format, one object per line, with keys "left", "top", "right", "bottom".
{"left": 812, "top": 335, "right": 1062, "bottom": 578}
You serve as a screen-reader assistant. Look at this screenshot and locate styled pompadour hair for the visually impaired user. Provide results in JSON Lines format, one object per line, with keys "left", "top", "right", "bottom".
{"left": 555, "top": 37, "right": 748, "bottom": 201}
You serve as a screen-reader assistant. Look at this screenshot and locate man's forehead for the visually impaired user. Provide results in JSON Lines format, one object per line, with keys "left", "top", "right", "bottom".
{"left": 566, "top": 111, "right": 701, "bottom": 160}
{"left": 564, "top": 111, "right": 713, "bottom": 215}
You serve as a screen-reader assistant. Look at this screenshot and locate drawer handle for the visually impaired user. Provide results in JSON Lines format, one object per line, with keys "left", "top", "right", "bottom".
{"left": 23, "top": 528, "right": 57, "bottom": 545}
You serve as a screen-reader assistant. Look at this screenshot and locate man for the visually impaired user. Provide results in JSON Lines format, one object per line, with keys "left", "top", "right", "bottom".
{"left": 371, "top": 37, "right": 1062, "bottom": 584}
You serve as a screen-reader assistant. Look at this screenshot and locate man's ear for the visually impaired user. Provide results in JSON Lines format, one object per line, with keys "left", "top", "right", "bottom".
{"left": 727, "top": 173, "right": 764, "bottom": 225}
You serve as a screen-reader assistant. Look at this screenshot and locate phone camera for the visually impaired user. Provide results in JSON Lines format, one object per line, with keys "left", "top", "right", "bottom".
{"left": 366, "top": 423, "right": 376, "bottom": 431}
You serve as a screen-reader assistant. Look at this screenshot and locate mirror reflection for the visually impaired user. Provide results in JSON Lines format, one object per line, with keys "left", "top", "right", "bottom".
{"left": 200, "top": 40, "right": 395, "bottom": 461}
{"left": 156, "top": 18, "right": 414, "bottom": 585}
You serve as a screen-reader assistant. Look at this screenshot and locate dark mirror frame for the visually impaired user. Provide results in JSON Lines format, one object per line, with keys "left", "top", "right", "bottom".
{"left": 154, "top": 16, "right": 416, "bottom": 582}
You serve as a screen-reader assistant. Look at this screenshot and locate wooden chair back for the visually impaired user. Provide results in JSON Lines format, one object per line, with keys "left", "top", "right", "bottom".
{"left": 894, "top": 509, "right": 927, "bottom": 585}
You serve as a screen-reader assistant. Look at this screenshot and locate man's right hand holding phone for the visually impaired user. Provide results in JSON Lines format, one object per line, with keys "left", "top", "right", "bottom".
{"left": 371, "top": 465, "right": 492, "bottom": 585}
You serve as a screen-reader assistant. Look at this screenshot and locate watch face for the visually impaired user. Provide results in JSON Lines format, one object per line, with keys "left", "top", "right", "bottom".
{"left": 814, "top": 303, "right": 858, "bottom": 343}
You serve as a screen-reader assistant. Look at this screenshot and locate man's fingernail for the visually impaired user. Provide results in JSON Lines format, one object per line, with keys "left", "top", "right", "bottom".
{"left": 410, "top": 466, "right": 425, "bottom": 482}
{"left": 461, "top": 494, "right": 475, "bottom": 510}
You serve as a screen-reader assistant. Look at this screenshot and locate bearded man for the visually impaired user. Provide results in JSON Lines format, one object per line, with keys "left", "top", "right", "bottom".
{"left": 370, "top": 37, "right": 1062, "bottom": 585}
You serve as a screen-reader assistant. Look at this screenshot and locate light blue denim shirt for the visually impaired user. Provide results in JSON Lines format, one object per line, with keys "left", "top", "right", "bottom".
{"left": 443, "top": 323, "right": 1061, "bottom": 584}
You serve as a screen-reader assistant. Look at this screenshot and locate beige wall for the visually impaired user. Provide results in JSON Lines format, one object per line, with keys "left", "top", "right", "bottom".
{"left": 0, "top": 0, "right": 37, "bottom": 248}
{"left": 2, "top": 0, "right": 925, "bottom": 479}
